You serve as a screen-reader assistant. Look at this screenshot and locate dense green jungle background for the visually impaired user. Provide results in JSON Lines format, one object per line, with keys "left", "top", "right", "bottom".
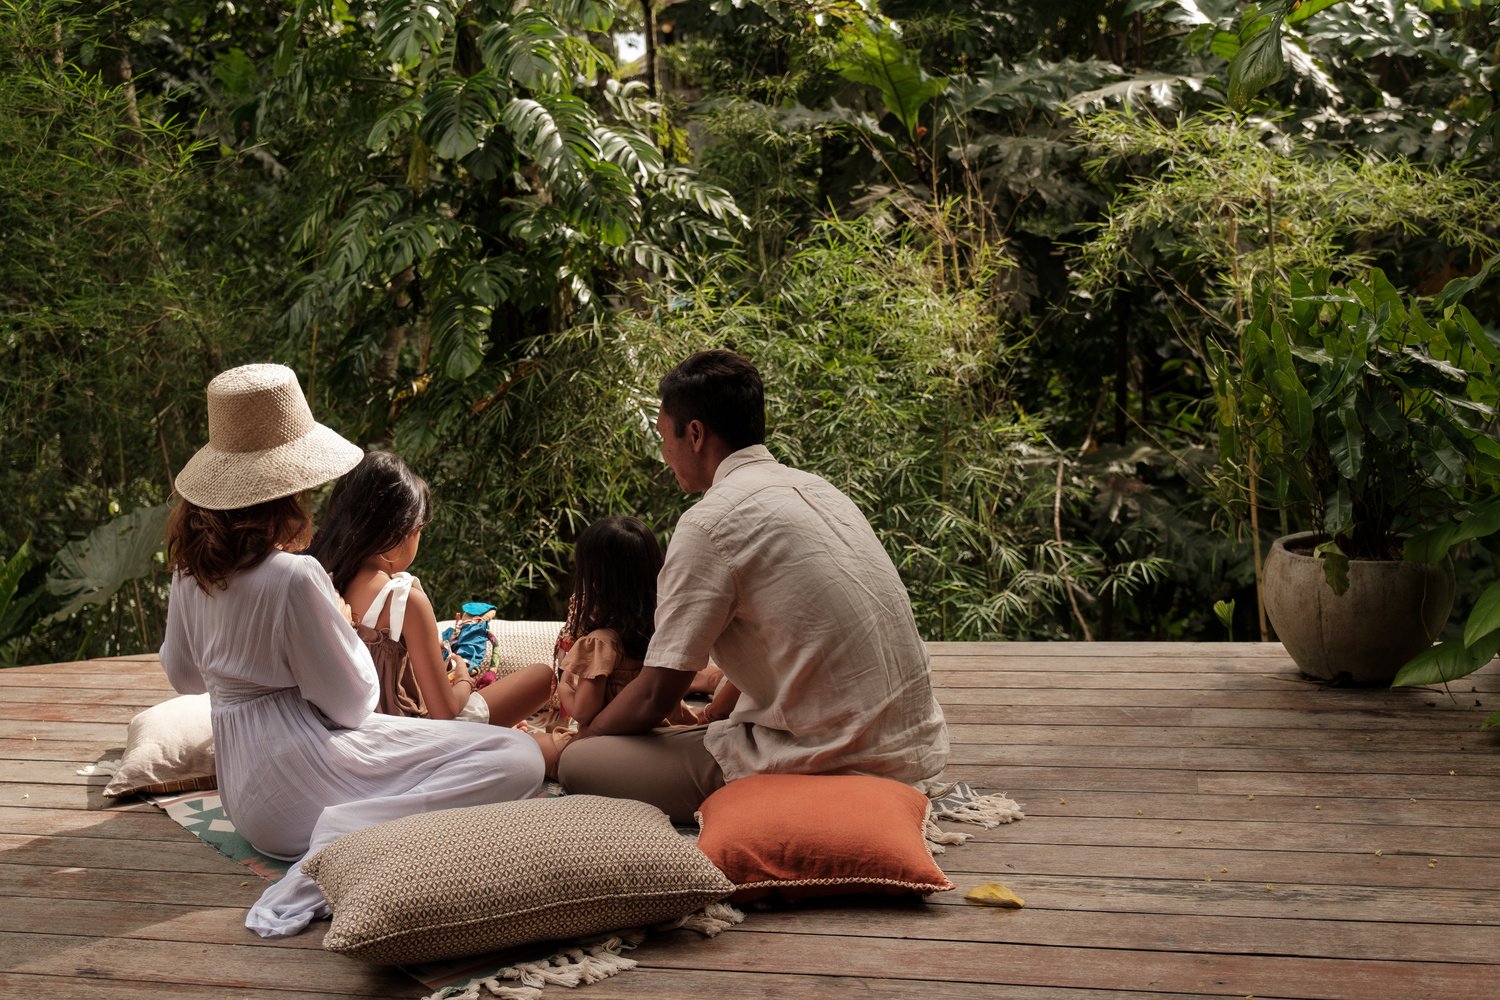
{"left": 3, "top": 0, "right": 1498, "bottom": 665}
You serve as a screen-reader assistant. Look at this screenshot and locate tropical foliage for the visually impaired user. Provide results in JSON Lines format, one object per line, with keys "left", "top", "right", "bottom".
{"left": 3, "top": 0, "right": 1498, "bottom": 673}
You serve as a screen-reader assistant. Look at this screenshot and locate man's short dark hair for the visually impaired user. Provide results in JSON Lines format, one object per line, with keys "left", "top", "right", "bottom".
{"left": 658, "top": 349, "right": 766, "bottom": 450}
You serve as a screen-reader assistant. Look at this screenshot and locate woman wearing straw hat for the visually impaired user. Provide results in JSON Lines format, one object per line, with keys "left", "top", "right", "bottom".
{"left": 162, "top": 364, "right": 545, "bottom": 937}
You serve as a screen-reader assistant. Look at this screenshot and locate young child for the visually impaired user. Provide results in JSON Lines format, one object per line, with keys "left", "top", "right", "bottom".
{"left": 308, "top": 451, "right": 552, "bottom": 726}
{"left": 534, "top": 515, "right": 711, "bottom": 778}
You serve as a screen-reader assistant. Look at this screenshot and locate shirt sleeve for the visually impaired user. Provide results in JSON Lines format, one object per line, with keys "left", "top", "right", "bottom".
{"left": 644, "top": 518, "right": 734, "bottom": 672}
{"left": 561, "top": 631, "right": 624, "bottom": 682}
{"left": 280, "top": 557, "right": 379, "bottom": 729}
{"left": 159, "top": 575, "right": 207, "bottom": 695}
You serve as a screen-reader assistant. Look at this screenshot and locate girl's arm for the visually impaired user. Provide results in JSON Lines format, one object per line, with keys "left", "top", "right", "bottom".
{"left": 402, "top": 584, "right": 470, "bottom": 720}
{"left": 699, "top": 677, "right": 741, "bottom": 723}
{"left": 559, "top": 674, "right": 607, "bottom": 726}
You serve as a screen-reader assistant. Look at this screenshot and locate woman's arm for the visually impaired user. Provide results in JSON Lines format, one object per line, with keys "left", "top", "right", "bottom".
{"left": 282, "top": 560, "right": 378, "bottom": 728}
{"left": 402, "top": 585, "right": 470, "bottom": 720}
{"left": 159, "top": 578, "right": 207, "bottom": 695}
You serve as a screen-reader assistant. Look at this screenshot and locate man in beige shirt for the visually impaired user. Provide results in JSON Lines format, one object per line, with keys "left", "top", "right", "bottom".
{"left": 557, "top": 350, "right": 949, "bottom": 821}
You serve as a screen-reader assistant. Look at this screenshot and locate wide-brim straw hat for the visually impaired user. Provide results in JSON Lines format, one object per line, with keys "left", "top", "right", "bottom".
{"left": 175, "top": 363, "right": 363, "bottom": 510}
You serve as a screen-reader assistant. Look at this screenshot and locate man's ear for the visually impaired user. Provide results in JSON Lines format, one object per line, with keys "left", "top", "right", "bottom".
{"left": 687, "top": 419, "right": 706, "bottom": 452}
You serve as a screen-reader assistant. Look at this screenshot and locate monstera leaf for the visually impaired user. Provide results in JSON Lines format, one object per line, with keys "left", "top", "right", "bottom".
{"left": 45, "top": 504, "right": 170, "bottom": 623}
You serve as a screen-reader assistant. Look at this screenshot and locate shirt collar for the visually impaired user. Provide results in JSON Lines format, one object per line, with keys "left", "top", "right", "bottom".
{"left": 711, "top": 444, "right": 774, "bottom": 488}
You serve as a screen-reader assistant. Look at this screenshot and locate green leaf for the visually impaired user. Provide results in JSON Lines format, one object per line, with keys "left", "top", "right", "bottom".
{"left": 422, "top": 75, "right": 503, "bottom": 161}
{"left": 1227, "top": 14, "right": 1285, "bottom": 110}
{"left": 1270, "top": 369, "right": 1313, "bottom": 450}
{"left": 1326, "top": 395, "right": 1363, "bottom": 479}
{"left": 45, "top": 505, "right": 170, "bottom": 624}
{"left": 1483, "top": 709, "right": 1500, "bottom": 730}
{"left": 377, "top": 0, "right": 456, "bottom": 68}
{"left": 1285, "top": 0, "right": 1345, "bottom": 25}
{"left": 1433, "top": 252, "right": 1500, "bottom": 311}
{"left": 831, "top": 20, "right": 948, "bottom": 141}
{"left": 1314, "top": 538, "right": 1349, "bottom": 596}
{"left": 1322, "top": 487, "right": 1351, "bottom": 540}
{"left": 1462, "top": 579, "right": 1500, "bottom": 650}
{"left": 1392, "top": 637, "right": 1494, "bottom": 688}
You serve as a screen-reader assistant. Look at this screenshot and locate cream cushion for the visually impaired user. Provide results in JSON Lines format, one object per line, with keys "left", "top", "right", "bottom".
{"left": 304, "top": 795, "right": 733, "bottom": 965}
{"left": 102, "top": 693, "right": 217, "bottom": 798}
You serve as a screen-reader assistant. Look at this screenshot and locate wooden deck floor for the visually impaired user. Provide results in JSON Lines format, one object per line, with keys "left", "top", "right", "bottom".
{"left": 2, "top": 642, "right": 1498, "bottom": 999}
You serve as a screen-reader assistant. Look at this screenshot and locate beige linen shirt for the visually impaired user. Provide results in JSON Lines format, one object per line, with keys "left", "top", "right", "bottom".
{"left": 646, "top": 445, "right": 949, "bottom": 783}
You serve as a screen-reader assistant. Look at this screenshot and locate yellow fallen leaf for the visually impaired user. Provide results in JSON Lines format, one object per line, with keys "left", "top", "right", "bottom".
{"left": 1315, "top": 805, "right": 1322, "bottom": 811}
{"left": 1247, "top": 794, "right": 1255, "bottom": 800}
{"left": 1374, "top": 850, "right": 1384, "bottom": 857}
{"left": 1220, "top": 867, "right": 1229, "bottom": 873}
{"left": 965, "top": 882, "right": 1025, "bottom": 908}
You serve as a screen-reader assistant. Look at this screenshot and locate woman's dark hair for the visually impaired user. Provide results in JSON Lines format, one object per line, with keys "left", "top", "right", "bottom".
{"left": 657, "top": 349, "right": 765, "bottom": 451}
{"left": 571, "top": 516, "right": 663, "bottom": 659}
{"left": 306, "top": 451, "right": 431, "bottom": 595}
{"left": 168, "top": 494, "right": 311, "bottom": 592}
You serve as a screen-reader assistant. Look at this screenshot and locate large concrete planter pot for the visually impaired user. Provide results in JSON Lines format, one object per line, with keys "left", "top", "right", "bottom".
{"left": 1262, "top": 532, "right": 1455, "bottom": 684}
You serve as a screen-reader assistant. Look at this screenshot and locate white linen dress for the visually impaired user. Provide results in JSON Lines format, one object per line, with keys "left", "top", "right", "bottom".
{"left": 161, "top": 550, "right": 545, "bottom": 936}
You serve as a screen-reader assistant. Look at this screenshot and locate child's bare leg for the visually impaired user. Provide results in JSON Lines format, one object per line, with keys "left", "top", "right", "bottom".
{"left": 480, "top": 662, "right": 553, "bottom": 727}
{"left": 533, "top": 730, "right": 575, "bottom": 782}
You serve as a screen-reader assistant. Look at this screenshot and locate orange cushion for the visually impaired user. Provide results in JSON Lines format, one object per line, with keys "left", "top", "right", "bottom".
{"left": 694, "top": 773, "right": 955, "bottom": 902}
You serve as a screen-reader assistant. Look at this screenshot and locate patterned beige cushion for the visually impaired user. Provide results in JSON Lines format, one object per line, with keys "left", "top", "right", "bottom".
{"left": 304, "top": 795, "right": 733, "bottom": 965}
{"left": 435, "top": 618, "right": 562, "bottom": 677}
{"left": 103, "top": 693, "right": 217, "bottom": 798}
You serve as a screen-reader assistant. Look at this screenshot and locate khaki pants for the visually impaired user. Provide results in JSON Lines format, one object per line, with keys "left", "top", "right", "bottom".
{"left": 556, "top": 725, "right": 725, "bottom": 824}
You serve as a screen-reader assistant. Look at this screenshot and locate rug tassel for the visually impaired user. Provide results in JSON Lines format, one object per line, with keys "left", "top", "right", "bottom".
{"left": 925, "top": 816, "right": 972, "bottom": 853}
{"left": 657, "top": 901, "right": 745, "bottom": 937}
{"left": 933, "top": 792, "right": 1025, "bottom": 828}
{"left": 423, "top": 934, "right": 643, "bottom": 1000}
{"left": 76, "top": 758, "right": 121, "bottom": 777}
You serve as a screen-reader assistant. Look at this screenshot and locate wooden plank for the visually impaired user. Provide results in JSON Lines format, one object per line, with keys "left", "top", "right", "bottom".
{"left": 0, "top": 737, "right": 128, "bottom": 761}
{"left": 0, "top": 782, "right": 144, "bottom": 810}
{"left": 0, "top": 806, "right": 185, "bottom": 840}
{"left": 989, "top": 789, "right": 1500, "bottom": 827}
{"left": 931, "top": 685, "right": 1492, "bottom": 711}
{"left": 936, "top": 839, "right": 1500, "bottom": 889}
{"left": 931, "top": 669, "right": 1500, "bottom": 692}
{"left": 0, "top": 686, "right": 167, "bottom": 706}
{"left": 0, "top": 973, "right": 405, "bottom": 1000}
{"left": 0, "top": 719, "right": 131, "bottom": 742}
{"left": 944, "top": 816, "right": 1500, "bottom": 857}
{"left": 939, "top": 704, "right": 1492, "bottom": 730}
{"left": 946, "top": 723, "right": 1500, "bottom": 753}
{"left": 927, "top": 641, "right": 1300, "bottom": 657}
{"left": 917, "top": 873, "right": 1500, "bottom": 925}
{"left": 629, "top": 929, "right": 1492, "bottom": 1000}
{"left": 0, "top": 931, "right": 420, "bottom": 997}
{"left": 940, "top": 764, "right": 1500, "bottom": 800}
{"left": 723, "top": 901, "right": 1500, "bottom": 964}
{"left": 946, "top": 743, "right": 1500, "bottom": 776}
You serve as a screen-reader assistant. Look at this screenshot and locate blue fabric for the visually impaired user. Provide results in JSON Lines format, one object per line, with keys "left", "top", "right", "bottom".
{"left": 461, "top": 601, "right": 496, "bottom": 617}
{"left": 441, "top": 620, "right": 493, "bottom": 676}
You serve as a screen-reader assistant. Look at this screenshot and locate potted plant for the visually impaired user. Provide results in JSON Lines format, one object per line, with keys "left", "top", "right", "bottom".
{"left": 1216, "top": 259, "right": 1500, "bottom": 687}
